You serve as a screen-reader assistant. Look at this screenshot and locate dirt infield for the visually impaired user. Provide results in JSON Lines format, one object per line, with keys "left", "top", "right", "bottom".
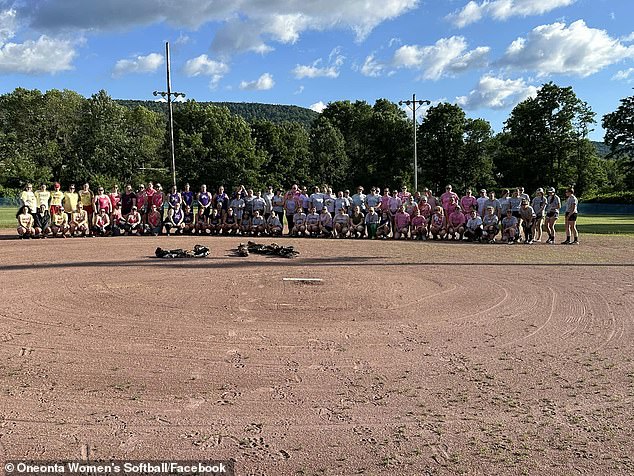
{"left": 1, "top": 232, "right": 633, "bottom": 475}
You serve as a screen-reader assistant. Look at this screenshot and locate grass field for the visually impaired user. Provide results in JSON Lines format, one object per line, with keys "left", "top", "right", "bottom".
{"left": 1, "top": 207, "right": 631, "bottom": 234}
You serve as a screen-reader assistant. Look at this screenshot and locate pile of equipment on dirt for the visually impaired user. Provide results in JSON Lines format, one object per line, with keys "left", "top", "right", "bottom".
{"left": 155, "top": 244, "right": 210, "bottom": 259}
{"left": 236, "top": 241, "right": 299, "bottom": 258}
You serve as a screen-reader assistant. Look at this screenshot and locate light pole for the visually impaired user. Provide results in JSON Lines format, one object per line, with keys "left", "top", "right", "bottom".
{"left": 399, "top": 94, "right": 430, "bottom": 192}
{"left": 153, "top": 42, "right": 185, "bottom": 189}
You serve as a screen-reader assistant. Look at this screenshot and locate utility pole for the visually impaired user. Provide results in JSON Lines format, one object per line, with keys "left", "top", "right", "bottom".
{"left": 154, "top": 42, "right": 185, "bottom": 189}
{"left": 399, "top": 94, "right": 430, "bottom": 192}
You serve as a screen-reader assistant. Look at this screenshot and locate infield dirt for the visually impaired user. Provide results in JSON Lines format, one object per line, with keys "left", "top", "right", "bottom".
{"left": 1, "top": 233, "right": 633, "bottom": 475}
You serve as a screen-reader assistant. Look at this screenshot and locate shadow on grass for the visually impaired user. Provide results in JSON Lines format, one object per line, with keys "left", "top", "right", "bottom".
{"left": 1, "top": 255, "right": 632, "bottom": 273}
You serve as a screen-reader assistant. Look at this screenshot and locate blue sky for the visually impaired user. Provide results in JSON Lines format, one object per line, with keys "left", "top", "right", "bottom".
{"left": 1, "top": 0, "right": 633, "bottom": 140}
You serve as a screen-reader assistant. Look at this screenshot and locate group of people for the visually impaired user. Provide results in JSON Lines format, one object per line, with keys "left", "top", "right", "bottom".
{"left": 15, "top": 181, "right": 581, "bottom": 245}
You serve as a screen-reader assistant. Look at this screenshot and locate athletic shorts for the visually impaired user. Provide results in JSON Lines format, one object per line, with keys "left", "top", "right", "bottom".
{"left": 83, "top": 205, "right": 94, "bottom": 214}
{"left": 535, "top": 214, "right": 543, "bottom": 220}
{"left": 566, "top": 212, "right": 578, "bottom": 222}
{"left": 546, "top": 211, "right": 558, "bottom": 218}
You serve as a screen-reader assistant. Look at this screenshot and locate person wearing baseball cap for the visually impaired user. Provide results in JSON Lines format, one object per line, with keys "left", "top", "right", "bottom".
{"left": 49, "top": 182, "right": 64, "bottom": 216}
{"left": 544, "top": 187, "right": 561, "bottom": 244}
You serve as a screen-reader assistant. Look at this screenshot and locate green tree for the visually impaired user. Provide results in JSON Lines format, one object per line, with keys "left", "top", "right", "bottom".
{"left": 602, "top": 94, "right": 634, "bottom": 189}
{"left": 173, "top": 101, "right": 263, "bottom": 190}
{"left": 251, "top": 120, "right": 311, "bottom": 188}
{"left": 309, "top": 117, "right": 349, "bottom": 189}
{"left": 500, "top": 82, "right": 596, "bottom": 194}
{"left": 417, "top": 103, "right": 494, "bottom": 193}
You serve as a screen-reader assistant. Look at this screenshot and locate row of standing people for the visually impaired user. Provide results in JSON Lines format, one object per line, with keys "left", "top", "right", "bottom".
{"left": 16, "top": 182, "right": 580, "bottom": 244}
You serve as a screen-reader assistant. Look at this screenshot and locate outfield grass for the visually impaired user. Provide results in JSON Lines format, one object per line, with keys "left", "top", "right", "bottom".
{"left": 1, "top": 207, "right": 632, "bottom": 234}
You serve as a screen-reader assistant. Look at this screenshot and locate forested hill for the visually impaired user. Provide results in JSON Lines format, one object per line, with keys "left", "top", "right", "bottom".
{"left": 115, "top": 100, "right": 319, "bottom": 128}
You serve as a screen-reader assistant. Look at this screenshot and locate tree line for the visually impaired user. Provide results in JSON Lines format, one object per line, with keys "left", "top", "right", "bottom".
{"left": 1, "top": 83, "right": 632, "bottom": 200}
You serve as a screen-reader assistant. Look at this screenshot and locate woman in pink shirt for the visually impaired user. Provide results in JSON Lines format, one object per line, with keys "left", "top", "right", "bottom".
{"left": 430, "top": 206, "right": 447, "bottom": 240}
{"left": 108, "top": 185, "right": 121, "bottom": 210}
{"left": 410, "top": 209, "right": 427, "bottom": 240}
{"left": 447, "top": 206, "right": 466, "bottom": 240}
{"left": 440, "top": 185, "right": 459, "bottom": 212}
{"left": 460, "top": 189, "right": 477, "bottom": 218}
{"left": 393, "top": 205, "right": 410, "bottom": 240}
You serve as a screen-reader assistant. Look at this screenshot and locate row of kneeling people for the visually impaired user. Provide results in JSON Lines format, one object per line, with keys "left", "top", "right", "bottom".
{"left": 16, "top": 200, "right": 552, "bottom": 244}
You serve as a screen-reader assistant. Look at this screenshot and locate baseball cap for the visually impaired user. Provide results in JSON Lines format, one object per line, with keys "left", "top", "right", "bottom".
{"left": 547, "top": 187, "right": 555, "bottom": 193}
{"left": 480, "top": 189, "right": 486, "bottom": 193}
{"left": 536, "top": 188, "right": 544, "bottom": 193}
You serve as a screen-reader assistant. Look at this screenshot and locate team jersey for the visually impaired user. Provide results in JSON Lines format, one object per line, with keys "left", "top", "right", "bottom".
{"left": 441, "top": 191, "right": 459, "bottom": 210}
{"left": 449, "top": 211, "right": 466, "bottom": 226}
{"left": 152, "top": 192, "right": 164, "bottom": 207}
{"left": 566, "top": 195, "right": 578, "bottom": 214}
{"left": 378, "top": 216, "right": 391, "bottom": 228}
{"left": 79, "top": 190, "right": 93, "bottom": 207}
{"left": 418, "top": 203, "right": 432, "bottom": 218}
{"left": 334, "top": 197, "right": 350, "bottom": 212}
{"left": 320, "top": 213, "right": 333, "bottom": 227}
{"left": 366, "top": 193, "right": 381, "bottom": 209}
{"left": 310, "top": 193, "right": 324, "bottom": 211}
{"left": 365, "top": 212, "right": 380, "bottom": 225}
{"left": 411, "top": 215, "right": 426, "bottom": 228}
{"left": 108, "top": 192, "right": 121, "bottom": 209}
{"left": 224, "top": 214, "right": 236, "bottom": 224}
{"left": 35, "top": 191, "right": 51, "bottom": 209}
{"left": 168, "top": 193, "right": 181, "bottom": 207}
{"left": 351, "top": 193, "right": 366, "bottom": 210}
{"left": 252, "top": 216, "right": 265, "bottom": 227}
{"left": 50, "top": 191, "right": 64, "bottom": 207}
{"left": 483, "top": 214, "right": 499, "bottom": 227}
{"left": 95, "top": 195, "right": 111, "bottom": 211}
{"left": 214, "top": 193, "right": 229, "bottom": 210}
{"left": 285, "top": 197, "right": 297, "bottom": 214}
{"left": 95, "top": 215, "right": 109, "bottom": 228}
{"left": 306, "top": 213, "right": 320, "bottom": 225}
{"left": 509, "top": 196, "right": 521, "bottom": 212}
{"left": 395, "top": 212, "right": 411, "bottom": 229}
{"left": 170, "top": 208, "right": 184, "bottom": 225}
{"left": 324, "top": 195, "right": 336, "bottom": 213}
{"left": 184, "top": 211, "right": 194, "bottom": 224}
{"left": 145, "top": 188, "right": 156, "bottom": 201}
{"left": 431, "top": 213, "right": 444, "bottom": 228}
{"left": 73, "top": 210, "right": 88, "bottom": 226}
{"left": 333, "top": 213, "right": 349, "bottom": 225}
{"left": 467, "top": 216, "right": 483, "bottom": 230}
{"left": 63, "top": 192, "right": 78, "bottom": 212}
{"left": 147, "top": 212, "right": 161, "bottom": 227}
{"left": 476, "top": 196, "right": 488, "bottom": 216}
{"left": 127, "top": 212, "right": 141, "bottom": 224}
{"left": 460, "top": 196, "right": 477, "bottom": 215}
{"left": 198, "top": 192, "right": 211, "bottom": 207}
{"left": 484, "top": 199, "right": 501, "bottom": 216}
{"left": 252, "top": 197, "right": 266, "bottom": 212}
{"left": 405, "top": 202, "right": 419, "bottom": 216}
{"left": 293, "top": 213, "right": 307, "bottom": 226}
{"left": 546, "top": 195, "right": 561, "bottom": 213}
{"left": 272, "top": 195, "right": 285, "bottom": 214}
{"left": 20, "top": 190, "right": 37, "bottom": 212}
{"left": 388, "top": 197, "right": 402, "bottom": 213}
{"left": 498, "top": 197, "right": 511, "bottom": 215}
{"left": 18, "top": 213, "right": 32, "bottom": 227}
{"left": 532, "top": 196, "right": 547, "bottom": 215}
{"left": 136, "top": 191, "right": 147, "bottom": 209}
{"left": 502, "top": 216, "right": 518, "bottom": 229}
{"left": 181, "top": 191, "right": 194, "bottom": 207}
{"left": 53, "top": 212, "right": 68, "bottom": 226}
{"left": 267, "top": 216, "right": 282, "bottom": 228}
{"left": 398, "top": 191, "right": 412, "bottom": 204}
{"left": 520, "top": 206, "right": 536, "bottom": 221}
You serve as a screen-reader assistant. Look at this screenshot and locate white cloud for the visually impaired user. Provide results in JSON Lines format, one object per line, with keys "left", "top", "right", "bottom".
{"left": 20, "top": 0, "right": 418, "bottom": 57}
{"left": 309, "top": 101, "right": 326, "bottom": 113}
{"left": 183, "top": 54, "right": 229, "bottom": 89}
{"left": 0, "top": 8, "right": 17, "bottom": 43}
{"left": 175, "top": 32, "right": 191, "bottom": 46}
{"left": 622, "top": 32, "right": 634, "bottom": 42}
{"left": 0, "top": 35, "right": 77, "bottom": 74}
{"left": 360, "top": 54, "right": 384, "bottom": 77}
{"left": 500, "top": 20, "right": 634, "bottom": 77}
{"left": 239, "top": 72, "right": 275, "bottom": 90}
{"left": 112, "top": 52, "right": 163, "bottom": 78}
{"left": 392, "top": 36, "right": 489, "bottom": 80}
{"left": 456, "top": 75, "right": 538, "bottom": 110}
{"left": 293, "top": 48, "right": 345, "bottom": 79}
{"left": 448, "top": 0, "right": 577, "bottom": 28}
{"left": 294, "top": 85, "right": 304, "bottom": 94}
{"left": 612, "top": 68, "right": 634, "bottom": 82}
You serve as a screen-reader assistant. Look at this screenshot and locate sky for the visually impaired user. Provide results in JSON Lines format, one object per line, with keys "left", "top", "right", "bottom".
{"left": 1, "top": 0, "right": 633, "bottom": 141}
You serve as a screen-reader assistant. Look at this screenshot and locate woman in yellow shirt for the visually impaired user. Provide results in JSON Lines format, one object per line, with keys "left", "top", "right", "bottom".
{"left": 17, "top": 206, "right": 34, "bottom": 238}
{"left": 70, "top": 203, "right": 89, "bottom": 237}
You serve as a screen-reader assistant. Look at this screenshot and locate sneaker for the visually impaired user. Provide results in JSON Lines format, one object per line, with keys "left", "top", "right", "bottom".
{"left": 572, "top": 240, "right": 580, "bottom": 245}
{"left": 561, "top": 239, "right": 570, "bottom": 245}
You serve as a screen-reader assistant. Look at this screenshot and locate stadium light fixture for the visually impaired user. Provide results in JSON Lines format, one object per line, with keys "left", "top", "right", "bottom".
{"left": 153, "top": 42, "right": 186, "bottom": 189}
{"left": 399, "top": 94, "right": 431, "bottom": 192}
